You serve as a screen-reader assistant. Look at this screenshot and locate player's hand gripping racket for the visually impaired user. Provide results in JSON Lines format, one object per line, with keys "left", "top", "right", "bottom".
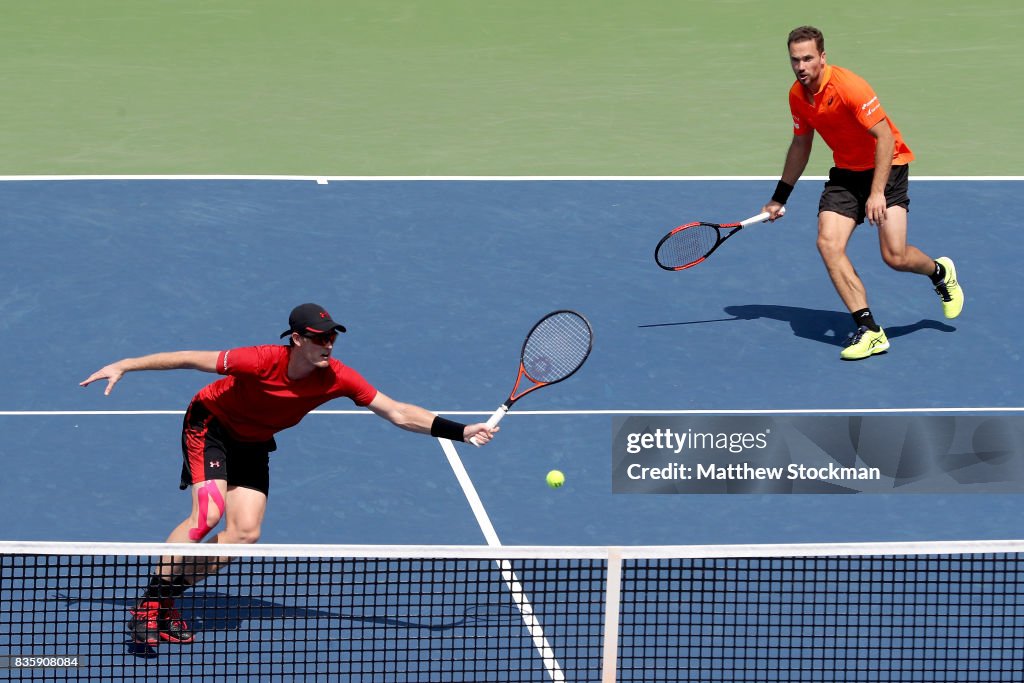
{"left": 654, "top": 207, "right": 784, "bottom": 271}
{"left": 469, "top": 310, "right": 593, "bottom": 446}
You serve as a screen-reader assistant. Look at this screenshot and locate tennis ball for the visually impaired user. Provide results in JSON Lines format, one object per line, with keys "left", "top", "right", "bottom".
{"left": 546, "top": 470, "right": 566, "bottom": 489}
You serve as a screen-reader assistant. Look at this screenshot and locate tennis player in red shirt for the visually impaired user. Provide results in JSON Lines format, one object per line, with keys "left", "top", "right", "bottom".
{"left": 762, "top": 26, "right": 964, "bottom": 360}
{"left": 81, "top": 303, "right": 498, "bottom": 645}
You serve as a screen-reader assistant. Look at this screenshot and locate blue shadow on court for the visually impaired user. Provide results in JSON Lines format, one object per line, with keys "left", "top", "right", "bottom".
{"left": 55, "top": 590, "right": 519, "bottom": 637}
{"left": 639, "top": 304, "right": 956, "bottom": 348}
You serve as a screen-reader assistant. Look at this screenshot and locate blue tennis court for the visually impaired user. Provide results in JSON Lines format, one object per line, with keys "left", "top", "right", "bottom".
{"left": 1, "top": 178, "right": 1022, "bottom": 681}
{"left": 1, "top": 177, "right": 1020, "bottom": 549}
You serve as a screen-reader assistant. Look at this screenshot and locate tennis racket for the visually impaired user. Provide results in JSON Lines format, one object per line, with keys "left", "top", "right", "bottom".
{"left": 469, "top": 310, "right": 593, "bottom": 446}
{"left": 654, "top": 207, "right": 784, "bottom": 271}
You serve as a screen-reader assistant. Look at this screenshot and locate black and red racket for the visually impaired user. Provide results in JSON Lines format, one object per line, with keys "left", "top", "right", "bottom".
{"left": 654, "top": 208, "right": 784, "bottom": 271}
{"left": 469, "top": 310, "right": 593, "bottom": 446}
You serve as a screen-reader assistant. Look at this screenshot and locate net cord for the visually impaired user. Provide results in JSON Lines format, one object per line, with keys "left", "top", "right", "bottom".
{"left": 4, "top": 538, "right": 1021, "bottom": 559}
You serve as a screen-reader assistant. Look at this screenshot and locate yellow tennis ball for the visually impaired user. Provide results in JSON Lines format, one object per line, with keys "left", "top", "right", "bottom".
{"left": 546, "top": 470, "right": 566, "bottom": 489}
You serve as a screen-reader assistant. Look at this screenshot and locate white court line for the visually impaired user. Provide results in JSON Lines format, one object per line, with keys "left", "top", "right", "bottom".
{"left": 450, "top": 407, "right": 1024, "bottom": 414}
{"left": 0, "top": 174, "right": 804, "bottom": 182}
{"left": 437, "top": 438, "right": 502, "bottom": 548}
{"left": 3, "top": 407, "right": 1022, "bottom": 417}
{"left": 1, "top": 175, "right": 1022, "bottom": 182}
{"left": 438, "top": 438, "right": 566, "bottom": 683}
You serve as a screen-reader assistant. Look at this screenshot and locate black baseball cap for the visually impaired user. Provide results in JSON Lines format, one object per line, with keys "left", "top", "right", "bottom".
{"left": 280, "top": 303, "right": 347, "bottom": 338}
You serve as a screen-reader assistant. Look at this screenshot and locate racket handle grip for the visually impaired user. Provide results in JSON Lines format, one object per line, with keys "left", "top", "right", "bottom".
{"left": 742, "top": 206, "right": 785, "bottom": 226}
{"left": 469, "top": 406, "right": 509, "bottom": 447}
{"left": 484, "top": 406, "right": 508, "bottom": 429}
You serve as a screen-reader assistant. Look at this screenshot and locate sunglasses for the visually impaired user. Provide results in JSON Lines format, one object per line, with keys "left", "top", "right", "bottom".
{"left": 301, "top": 331, "right": 338, "bottom": 346}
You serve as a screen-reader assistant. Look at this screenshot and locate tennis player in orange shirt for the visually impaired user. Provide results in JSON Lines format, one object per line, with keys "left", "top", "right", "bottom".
{"left": 762, "top": 26, "right": 964, "bottom": 360}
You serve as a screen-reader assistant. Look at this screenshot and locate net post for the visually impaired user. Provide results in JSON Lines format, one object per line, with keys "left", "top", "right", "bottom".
{"left": 601, "top": 548, "right": 623, "bottom": 683}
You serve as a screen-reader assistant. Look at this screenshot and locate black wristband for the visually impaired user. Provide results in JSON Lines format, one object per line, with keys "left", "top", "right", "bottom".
{"left": 771, "top": 180, "right": 794, "bottom": 205}
{"left": 430, "top": 416, "right": 467, "bottom": 442}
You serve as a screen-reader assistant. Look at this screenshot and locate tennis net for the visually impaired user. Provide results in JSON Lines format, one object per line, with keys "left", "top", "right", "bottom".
{"left": 1, "top": 540, "right": 1021, "bottom": 681}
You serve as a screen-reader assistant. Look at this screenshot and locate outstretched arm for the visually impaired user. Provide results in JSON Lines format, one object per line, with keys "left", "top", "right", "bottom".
{"left": 80, "top": 351, "right": 221, "bottom": 395}
{"left": 367, "top": 391, "right": 498, "bottom": 445}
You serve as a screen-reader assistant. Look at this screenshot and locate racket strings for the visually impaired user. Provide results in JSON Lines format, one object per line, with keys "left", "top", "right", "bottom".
{"left": 522, "top": 313, "right": 592, "bottom": 383}
{"left": 658, "top": 224, "right": 719, "bottom": 267}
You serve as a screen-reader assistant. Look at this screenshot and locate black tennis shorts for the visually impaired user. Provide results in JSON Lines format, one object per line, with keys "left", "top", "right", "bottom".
{"left": 180, "top": 400, "right": 276, "bottom": 496}
{"left": 819, "top": 164, "right": 910, "bottom": 225}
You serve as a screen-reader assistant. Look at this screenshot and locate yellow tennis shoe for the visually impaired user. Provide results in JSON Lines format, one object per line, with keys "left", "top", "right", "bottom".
{"left": 841, "top": 326, "right": 889, "bottom": 360}
{"left": 933, "top": 257, "right": 963, "bottom": 319}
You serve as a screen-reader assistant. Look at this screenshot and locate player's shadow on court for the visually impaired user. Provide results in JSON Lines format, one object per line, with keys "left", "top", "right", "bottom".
{"left": 55, "top": 592, "right": 522, "bottom": 660}
{"left": 640, "top": 305, "right": 955, "bottom": 347}
{"left": 722, "top": 305, "right": 956, "bottom": 346}
{"left": 178, "top": 592, "right": 521, "bottom": 633}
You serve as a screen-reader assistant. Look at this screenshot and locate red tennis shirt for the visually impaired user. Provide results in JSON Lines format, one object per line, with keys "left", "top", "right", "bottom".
{"left": 193, "top": 345, "right": 378, "bottom": 442}
{"left": 789, "top": 64, "right": 914, "bottom": 171}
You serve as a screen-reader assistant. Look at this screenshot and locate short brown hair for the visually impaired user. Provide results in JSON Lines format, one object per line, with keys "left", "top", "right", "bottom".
{"left": 788, "top": 26, "right": 824, "bottom": 53}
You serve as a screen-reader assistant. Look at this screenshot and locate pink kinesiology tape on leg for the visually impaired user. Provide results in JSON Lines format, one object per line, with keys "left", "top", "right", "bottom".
{"left": 188, "top": 481, "right": 225, "bottom": 541}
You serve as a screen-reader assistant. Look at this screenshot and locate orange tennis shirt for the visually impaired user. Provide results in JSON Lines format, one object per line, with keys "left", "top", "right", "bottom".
{"left": 789, "top": 64, "right": 913, "bottom": 171}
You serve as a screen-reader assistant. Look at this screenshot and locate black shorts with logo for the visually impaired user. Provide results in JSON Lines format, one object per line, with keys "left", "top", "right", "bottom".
{"left": 819, "top": 164, "right": 910, "bottom": 225}
{"left": 179, "top": 400, "right": 276, "bottom": 496}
